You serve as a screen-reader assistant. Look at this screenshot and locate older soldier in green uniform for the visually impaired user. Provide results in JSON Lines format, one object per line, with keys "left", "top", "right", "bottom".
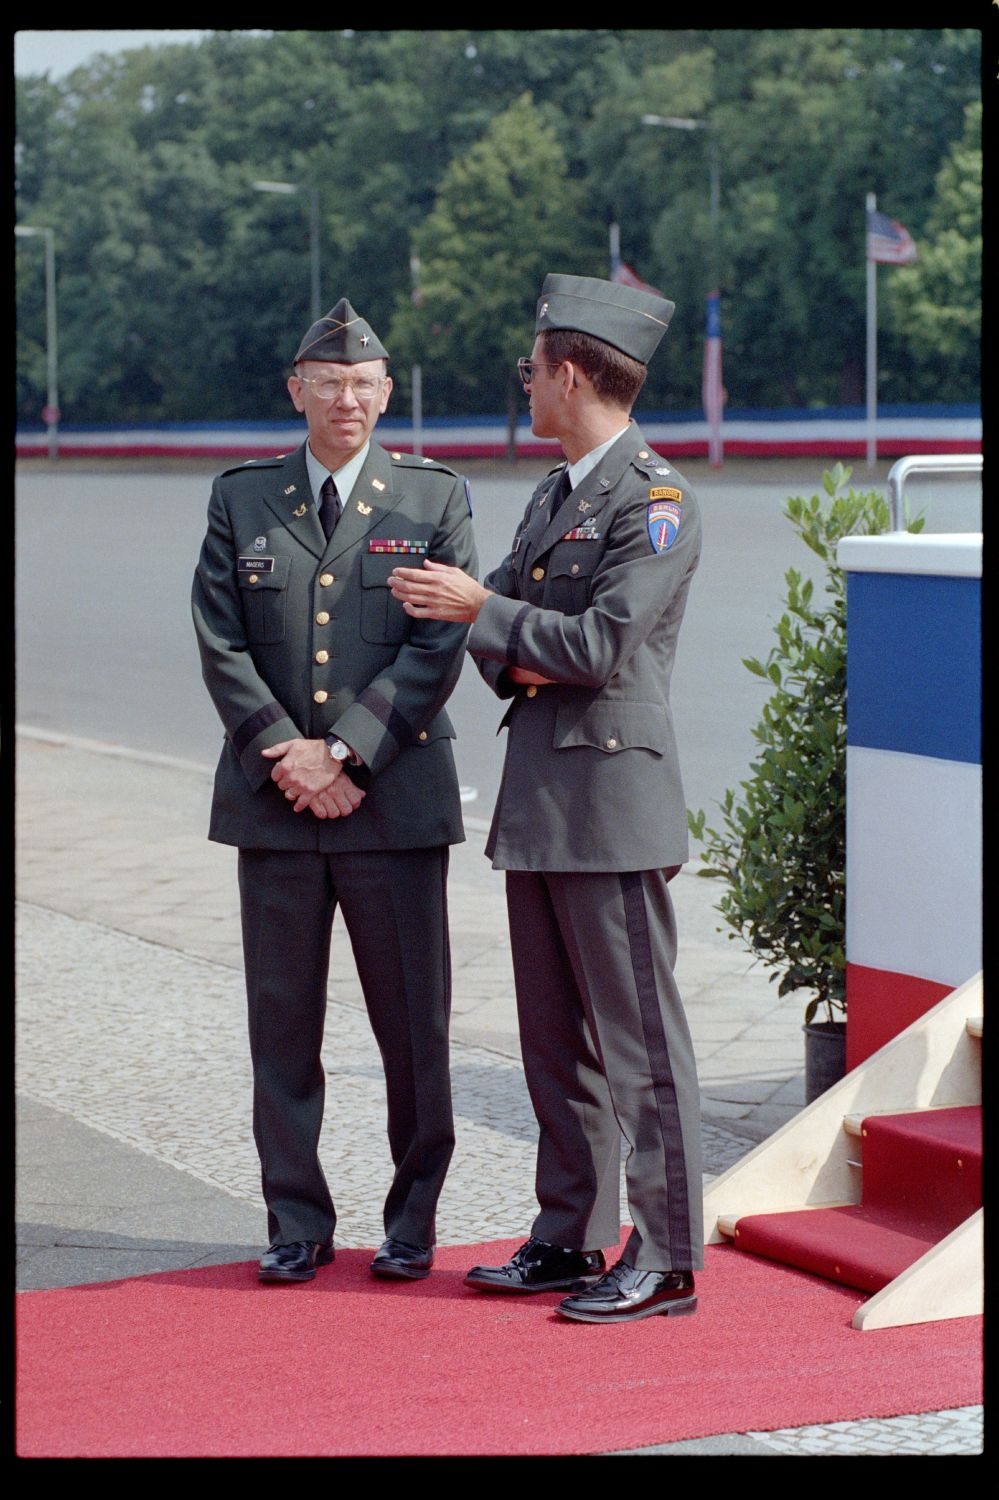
{"left": 390, "top": 274, "right": 703, "bottom": 1323}
{"left": 192, "top": 299, "right": 477, "bottom": 1284}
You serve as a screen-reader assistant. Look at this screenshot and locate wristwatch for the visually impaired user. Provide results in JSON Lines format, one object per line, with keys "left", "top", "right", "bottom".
{"left": 326, "top": 735, "right": 352, "bottom": 762}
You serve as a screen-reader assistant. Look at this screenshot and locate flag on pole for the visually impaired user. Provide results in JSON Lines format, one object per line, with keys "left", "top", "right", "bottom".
{"left": 611, "top": 257, "right": 663, "bottom": 296}
{"left": 702, "top": 289, "right": 724, "bottom": 468}
{"left": 609, "top": 223, "right": 663, "bottom": 295}
{"left": 866, "top": 209, "right": 917, "bottom": 265}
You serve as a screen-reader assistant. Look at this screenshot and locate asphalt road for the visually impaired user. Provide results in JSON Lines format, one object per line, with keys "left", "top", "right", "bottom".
{"left": 14, "top": 454, "right": 978, "bottom": 829}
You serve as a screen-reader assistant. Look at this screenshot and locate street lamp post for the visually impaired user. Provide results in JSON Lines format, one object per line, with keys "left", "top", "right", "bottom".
{"left": 15, "top": 224, "right": 59, "bottom": 459}
{"left": 641, "top": 114, "right": 723, "bottom": 466}
{"left": 253, "top": 179, "right": 321, "bottom": 323}
{"left": 641, "top": 115, "right": 720, "bottom": 276}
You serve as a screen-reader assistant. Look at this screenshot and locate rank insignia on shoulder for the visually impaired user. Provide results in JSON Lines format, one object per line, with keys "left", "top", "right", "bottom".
{"left": 369, "top": 538, "right": 428, "bottom": 554}
{"left": 653, "top": 465, "right": 672, "bottom": 476}
{"left": 649, "top": 486, "right": 683, "bottom": 502}
{"left": 647, "top": 500, "right": 682, "bottom": 553}
{"left": 371, "top": 478, "right": 386, "bottom": 492}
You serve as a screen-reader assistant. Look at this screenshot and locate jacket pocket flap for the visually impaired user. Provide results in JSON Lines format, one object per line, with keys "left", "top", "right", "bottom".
{"left": 548, "top": 543, "right": 602, "bottom": 579}
{"left": 553, "top": 701, "right": 668, "bottom": 755}
{"left": 237, "top": 555, "right": 290, "bottom": 590}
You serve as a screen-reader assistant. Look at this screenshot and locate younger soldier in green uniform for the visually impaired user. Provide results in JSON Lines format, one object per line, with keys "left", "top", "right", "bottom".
{"left": 390, "top": 274, "right": 703, "bottom": 1324}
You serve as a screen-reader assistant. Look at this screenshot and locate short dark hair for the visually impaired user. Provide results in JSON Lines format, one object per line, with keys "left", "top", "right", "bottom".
{"left": 539, "top": 328, "right": 647, "bottom": 409}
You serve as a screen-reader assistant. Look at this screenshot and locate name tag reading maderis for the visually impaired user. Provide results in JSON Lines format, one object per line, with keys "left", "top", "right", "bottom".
{"left": 238, "top": 556, "right": 275, "bottom": 573}
{"left": 368, "top": 538, "right": 428, "bottom": 554}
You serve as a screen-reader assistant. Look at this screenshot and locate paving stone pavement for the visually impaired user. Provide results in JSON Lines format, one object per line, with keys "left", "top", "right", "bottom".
{"left": 14, "top": 731, "right": 983, "bottom": 1458}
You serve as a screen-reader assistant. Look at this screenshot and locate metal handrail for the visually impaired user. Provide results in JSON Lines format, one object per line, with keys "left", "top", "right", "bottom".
{"left": 887, "top": 453, "right": 983, "bottom": 531}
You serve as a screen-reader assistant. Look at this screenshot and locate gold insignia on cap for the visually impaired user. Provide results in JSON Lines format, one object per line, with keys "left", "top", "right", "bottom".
{"left": 359, "top": 333, "right": 370, "bottom": 346}
{"left": 293, "top": 503, "right": 308, "bottom": 517}
{"left": 296, "top": 312, "right": 366, "bottom": 362}
{"left": 371, "top": 478, "right": 386, "bottom": 492}
{"left": 357, "top": 501, "right": 373, "bottom": 515}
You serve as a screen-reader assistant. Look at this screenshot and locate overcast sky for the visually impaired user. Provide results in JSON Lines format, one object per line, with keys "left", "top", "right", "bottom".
{"left": 14, "top": 30, "right": 222, "bottom": 80}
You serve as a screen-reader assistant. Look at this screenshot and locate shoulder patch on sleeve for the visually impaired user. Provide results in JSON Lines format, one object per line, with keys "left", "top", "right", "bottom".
{"left": 647, "top": 500, "right": 682, "bottom": 553}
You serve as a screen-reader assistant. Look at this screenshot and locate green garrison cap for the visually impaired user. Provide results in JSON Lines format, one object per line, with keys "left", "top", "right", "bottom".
{"left": 535, "top": 274, "right": 675, "bottom": 364}
{"left": 293, "top": 298, "right": 389, "bottom": 364}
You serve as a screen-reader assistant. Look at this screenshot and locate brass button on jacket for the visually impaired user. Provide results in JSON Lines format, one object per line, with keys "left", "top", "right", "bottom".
{"left": 314, "top": 690, "right": 329, "bottom": 704}
{"left": 315, "top": 650, "right": 329, "bottom": 664}
{"left": 319, "top": 573, "right": 335, "bottom": 587}
{"left": 532, "top": 566, "right": 545, "bottom": 581}
{"left": 525, "top": 685, "right": 538, "bottom": 698}
{"left": 315, "top": 611, "right": 330, "bottom": 626}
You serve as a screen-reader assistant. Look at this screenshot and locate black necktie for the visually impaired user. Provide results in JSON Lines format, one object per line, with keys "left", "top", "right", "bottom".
{"left": 549, "top": 466, "right": 572, "bottom": 511}
{"left": 319, "top": 475, "right": 340, "bottom": 539}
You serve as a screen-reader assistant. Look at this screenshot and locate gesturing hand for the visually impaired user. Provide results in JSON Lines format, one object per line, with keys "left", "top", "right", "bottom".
{"left": 389, "top": 559, "right": 491, "bottom": 622}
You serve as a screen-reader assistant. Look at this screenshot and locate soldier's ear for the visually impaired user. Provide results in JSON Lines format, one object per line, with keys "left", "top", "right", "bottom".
{"left": 287, "top": 374, "right": 306, "bottom": 413}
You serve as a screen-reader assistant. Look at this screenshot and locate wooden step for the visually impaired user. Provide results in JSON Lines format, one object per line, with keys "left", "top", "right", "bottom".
{"left": 730, "top": 1107, "right": 981, "bottom": 1294}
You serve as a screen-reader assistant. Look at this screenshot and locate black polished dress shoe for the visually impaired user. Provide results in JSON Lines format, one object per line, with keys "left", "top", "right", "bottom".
{"left": 464, "top": 1237, "right": 606, "bottom": 1294}
{"left": 557, "top": 1262, "right": 696, "bottom": 1322}
{"left": 258, "top": 1238, "right": 335, "bottom": 1283}
{"left": 370, "top": 1238, "right": 435, "bottom": 1280}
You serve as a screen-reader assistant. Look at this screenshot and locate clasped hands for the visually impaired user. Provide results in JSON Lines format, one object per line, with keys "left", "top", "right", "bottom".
{"left": 262, "top": 739, "right": 365, "bottom": 820}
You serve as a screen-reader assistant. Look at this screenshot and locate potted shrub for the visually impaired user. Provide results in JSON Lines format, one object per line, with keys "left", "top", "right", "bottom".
{"left": 687, "top": 465, "right": 922, "bottom": 1102}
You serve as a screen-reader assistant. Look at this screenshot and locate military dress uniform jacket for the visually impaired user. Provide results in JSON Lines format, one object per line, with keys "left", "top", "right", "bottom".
{"left": 468, "top": 425, "right": 701, "bottom": 872}
{"left": 192, "top": 440, "right": 477, "bottom": 852}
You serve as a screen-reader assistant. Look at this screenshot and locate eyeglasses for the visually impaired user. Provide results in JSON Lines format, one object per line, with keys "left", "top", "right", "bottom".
{"left": 517, "top": 358, "right": 562, "bottom": 386}
{"left": 299, "top": 374, "right": 385, "bottom": 402}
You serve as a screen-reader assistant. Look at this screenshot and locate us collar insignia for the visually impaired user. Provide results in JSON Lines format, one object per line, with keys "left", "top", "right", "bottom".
{"left": 284, "top": 484, "right": 297, "bottom": 495}
{"left": 647, "top": 500, "right": 682, "bottom": 553}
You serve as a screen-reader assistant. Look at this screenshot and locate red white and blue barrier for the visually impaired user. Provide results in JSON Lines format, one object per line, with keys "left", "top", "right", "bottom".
{"left": 839, "top": 530, "right": 982, "bottom": 1068}
{"left": 15, "top": 403, "right": 981, "bottom": 462}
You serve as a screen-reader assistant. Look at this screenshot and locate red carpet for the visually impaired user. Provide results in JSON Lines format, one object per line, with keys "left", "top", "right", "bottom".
{"left": 16, "top": 1236, "right": 982, "bottom": 1458}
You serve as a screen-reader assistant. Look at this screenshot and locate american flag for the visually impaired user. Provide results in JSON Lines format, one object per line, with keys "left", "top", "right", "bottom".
{"left": 866, "top": 209, "right": 917, "bottom": 265}
{"left": 702, "top": 290, "right": 724, "bottom": 468}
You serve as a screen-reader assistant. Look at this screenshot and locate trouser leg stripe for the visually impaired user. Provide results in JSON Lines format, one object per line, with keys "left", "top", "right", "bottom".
{"left": 619, "top": 871, "right": 691, "bottom": 1267}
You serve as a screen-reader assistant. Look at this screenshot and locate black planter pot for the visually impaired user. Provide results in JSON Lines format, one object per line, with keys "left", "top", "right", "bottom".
{"left": 802, "top": 1019, "right": 847, "bottom": 1103}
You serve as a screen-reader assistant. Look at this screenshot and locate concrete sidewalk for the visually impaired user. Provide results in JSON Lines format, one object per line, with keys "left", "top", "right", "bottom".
{"left": 13, "top": 730, "right": 982, "bottom": 1457}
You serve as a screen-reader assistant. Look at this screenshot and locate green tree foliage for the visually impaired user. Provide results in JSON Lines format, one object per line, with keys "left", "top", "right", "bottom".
{"left": 15, "top": 28, "right": 982, "bottom": 424}
{"left": 387, "top": 93, "right": 601, "bottom": 444}
{"left": 687, "top": 467, "right": 923, "bottom": 1022}
{"left": 883, "top": 99, "right": 982, "bottom": 402}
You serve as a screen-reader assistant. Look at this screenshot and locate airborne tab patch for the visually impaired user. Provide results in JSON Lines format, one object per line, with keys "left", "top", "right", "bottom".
{"left": 646, "top": 501, "right": 682, "bottom": 554}
{"left": 649, "top": 486, "right": 682, "bottom": 502}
